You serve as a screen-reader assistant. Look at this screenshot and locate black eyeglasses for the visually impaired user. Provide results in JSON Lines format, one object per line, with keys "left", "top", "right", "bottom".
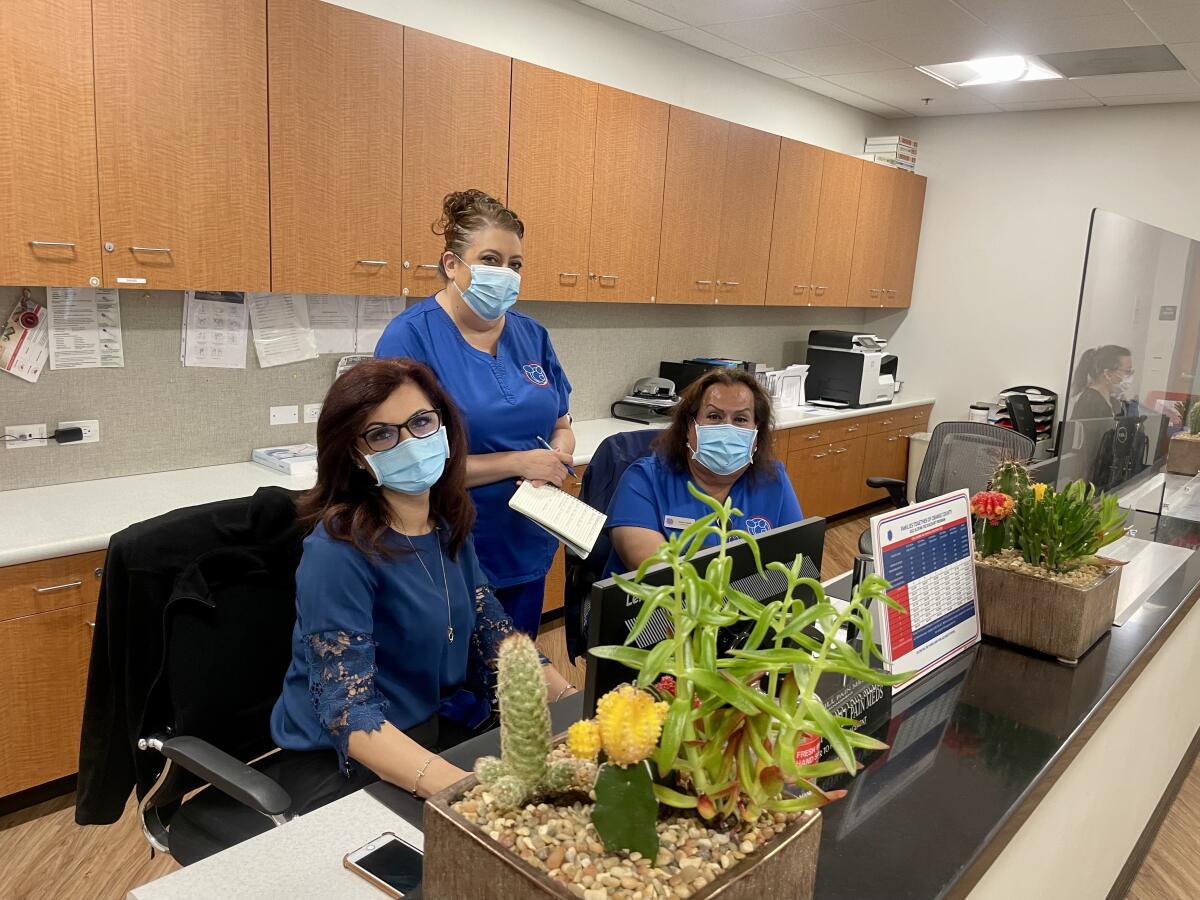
{"left": 360, "top": 409, "right": 442, "bottom": 452}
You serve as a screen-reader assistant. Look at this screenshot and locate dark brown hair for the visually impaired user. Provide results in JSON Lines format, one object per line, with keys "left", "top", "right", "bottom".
{"left": 297, "top": 358, "right": 475, "bottom": 559}
{"left": 654, "top": 368, "right": 778, "bottom": 481}
{"left": 1072, "top": 344, "right": 1132, "bottom": 395}
{"left": 433, "top": 188, "right": 524, "bottom": 278}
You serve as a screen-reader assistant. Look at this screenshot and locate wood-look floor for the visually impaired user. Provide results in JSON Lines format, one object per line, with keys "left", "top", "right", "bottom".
{"left": 3, "top": 506, "right": 1194, "bottom": 899}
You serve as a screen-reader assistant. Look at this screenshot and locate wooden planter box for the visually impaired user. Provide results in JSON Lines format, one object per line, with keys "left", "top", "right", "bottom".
{"left": 975, "top": 562, "right": 1120, "bottom": 664}
{"left": 423, "top": 775, "right": 823, "bottom": 900}
{"left": 1166, "top": 435, "right": 1200, "bottom": 475}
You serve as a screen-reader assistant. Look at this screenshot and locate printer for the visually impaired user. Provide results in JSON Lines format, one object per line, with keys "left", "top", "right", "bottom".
{"left": 804, "top": 331, "right": 898, "bottom": 408}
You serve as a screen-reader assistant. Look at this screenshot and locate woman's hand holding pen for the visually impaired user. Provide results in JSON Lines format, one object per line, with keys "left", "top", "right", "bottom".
{"left": 520, "top": 448, "right": 575, "bottom": 488}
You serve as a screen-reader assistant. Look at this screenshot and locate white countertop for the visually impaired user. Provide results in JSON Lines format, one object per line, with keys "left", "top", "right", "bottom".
{"left": 8, "top": 398, "right": 934, "bottom": 569}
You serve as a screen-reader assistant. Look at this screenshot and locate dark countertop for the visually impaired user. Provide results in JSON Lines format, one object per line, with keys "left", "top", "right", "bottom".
{"left": 370, "top": 515, "right": 1200, "bottom": 900}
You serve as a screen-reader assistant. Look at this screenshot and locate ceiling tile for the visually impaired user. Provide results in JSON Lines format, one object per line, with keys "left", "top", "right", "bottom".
{"left": 734, "top": 54, "right": 811, "bottom": 77}
{"left": 661, "top": 26, "right": 752, "bottom": 58}
{"left": 635, "top": 0, "right": 807, "bottom": 28}
{"left": 774, "top": 42, "right": 909, "bottom": 74}
{"left": 1136, "top": 5, "right": 1200, "bottom": 43}
{"left": 1074, "top": 68, "right": 1200, "bottom": 96}
{"left": 870, "top": 24, "right": 1022, "bottom": 65}
{"left": 954, "top": 0, "right": 1128, "bottom": 29}
{"left": 576, "top": 0, "right": 683, "bottom": 31}
{"left": 1100, "top": 93, "right": 1200, "bottom": 105}
{"left": 788, "top": 76, "right": 912, "bottom": 116}
{"left": 905, "top": 97, "right": 1004, "bottom": 114}
{"left": 826, "top": 66, "right": 987, "bottom": 106}
{"left": 999, "top": 13, "right": 1159, "bottom": 55}
{"left": 996, "top": 97, "right": 1104, "bottom": 110}
{"left": 812, "top": 0, "right": 984, "bottom": 42}
{"left": 703, "top": 12, "right": 853, "bottom": 53}
{"left": 964, "top": 77, "right": 1093, "bottom": 102}
{"left": 1126, "top": 0, "right": 1200, "bottom": 10}
{"left": 1167, "top": 41, "right": 1200, "bottom": 70}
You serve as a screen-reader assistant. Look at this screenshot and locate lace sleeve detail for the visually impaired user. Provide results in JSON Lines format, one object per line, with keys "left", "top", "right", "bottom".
{"left": 469, "top": 585, "right": 550, "bottom": 711}
{"left": 304, "top": 631, "right": 388, "bottom": 773}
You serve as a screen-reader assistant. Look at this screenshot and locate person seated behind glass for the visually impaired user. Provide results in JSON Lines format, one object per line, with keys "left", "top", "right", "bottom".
{"left": 1071, "top": 344, "right": 1133, "bottom": 420}
{"left": 271, "top": 358, "right": 575, "bottom": 805}
{"left": 605, "top": 367, "right": 803, "bottom": 576}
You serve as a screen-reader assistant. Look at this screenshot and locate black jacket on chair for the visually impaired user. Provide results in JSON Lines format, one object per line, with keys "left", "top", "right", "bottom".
{"left": 75, "top": 487, "right": 306, "bottom": 825}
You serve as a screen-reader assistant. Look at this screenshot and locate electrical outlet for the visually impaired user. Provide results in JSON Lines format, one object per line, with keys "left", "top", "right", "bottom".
{"left": 303, "top": 403, "right": 321, "bottom": 424}
{"left": 58, "top": 419, "right": 100, "bottom": 444}
{"left": 5, "top": 424, "right": 47, "bottom": 448}
{"left": 270, "top": 405, "right": 299, "bottom": 426}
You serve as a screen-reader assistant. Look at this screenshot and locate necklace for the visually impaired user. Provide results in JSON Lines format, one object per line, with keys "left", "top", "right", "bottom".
{"left": 404, "top": 528, "right": 454, "bottom": 644}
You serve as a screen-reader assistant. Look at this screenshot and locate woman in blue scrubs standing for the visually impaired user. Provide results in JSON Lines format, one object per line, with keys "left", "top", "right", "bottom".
{"left": 375, "top": 190, "right": 575, "bottom": 636}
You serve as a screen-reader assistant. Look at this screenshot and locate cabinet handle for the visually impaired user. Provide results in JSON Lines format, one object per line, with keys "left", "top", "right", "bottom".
{"left": 806, "top": 431, "right": 822, "bottom": 440}
{"left": 131, "top": 246, "right": 171, "bottom": 253}
{"left": 793, "top": 284, "right": 808, "bottom": 293}
{"left": 29, "top": 240, "right": 77, "bottom": 249}
{"left": 833, "top": 447, "right": 849, "bottom": 454}
{"left": 85, "top": 620, "right": 96, "bottom": 628}
{"left": 559, "top": 272, "right": 581, "bottom": 280}
{"left": 813, "top": 285, "right": 826, "bottom": 296}
{"left": 846, "top": 425, "right": 860, "bottom": 433}
{"left": 721, "top": 280, "right": 740, "bottom": 287}
{"left": 813, "top": 451, "right": 828, "bottom": 459}
{"left": 869, "top": 288, "right": 882, "bottom": 297}
{"left": 695, "top": 279, "right": 714, "bottom": 285}
{"left": 357, "top": 259, "right": 389, "bottom": 266}
{"left": 888, "top": 436, "right": 898, "bottom": 442}
{"left": 886, "top": 289, "right": 896, "bottom": 296}
{"left": 597, "top": 274, "right": 619, "bottom": 283}
{"left": 881, "top": 418, "right": 894, "bottom": 425}
{"left": 34, "top": 580, "right": 82, "bottom": 593}
{"left": 417, "top": 263, "right": 440, "bottom": 270}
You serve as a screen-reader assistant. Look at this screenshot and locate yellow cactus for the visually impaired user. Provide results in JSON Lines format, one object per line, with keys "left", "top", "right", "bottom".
{"left": 567, "top": 719, "right": 602, "bottom": 761}
{"left": 1032, "top": 482, "right": 1048, "bottom": 502}
{"left": 595, "top": 685, "right": 669, "bottom": 767}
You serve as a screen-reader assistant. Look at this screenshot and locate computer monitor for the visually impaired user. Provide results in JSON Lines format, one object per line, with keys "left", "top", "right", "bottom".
{"left": 582, "top": 517, "right": 826, "bottom": 716}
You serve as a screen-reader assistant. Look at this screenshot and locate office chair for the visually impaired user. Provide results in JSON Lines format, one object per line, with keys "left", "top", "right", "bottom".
{"left": 858, "top": 421, "right": 1035, "bottom": 554}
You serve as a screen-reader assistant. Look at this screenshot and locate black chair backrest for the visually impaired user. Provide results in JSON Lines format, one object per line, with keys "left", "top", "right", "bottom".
{"left": 1006, "top": 394, "right": 1038, "bottom": 442}
{"left": 915, "top": 421, "right": 1035, "bottom": 503}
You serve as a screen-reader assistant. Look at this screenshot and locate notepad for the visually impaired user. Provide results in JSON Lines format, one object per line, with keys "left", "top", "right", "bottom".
{"left": 508, "top": 481, "right": 607, "bottom": 559}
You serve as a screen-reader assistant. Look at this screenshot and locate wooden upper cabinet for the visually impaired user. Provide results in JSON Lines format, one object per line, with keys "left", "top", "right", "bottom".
{"left": 714, "top": 124, "right": 780, "bottom": 307}
{"left": 508, "top": 63, "right": 597, "bottom": 302}
{"left": 91, "top": 0, "right": 269, "bottom": 291}
{"left": 268, "top": 0, "right": 403, "bottom": 295}
{"left": 587, "top": 87, "right": 668, "bottom": 304}
{"left": 656, "top": 108, "right": 728, "bottom": 304}
{"left": 882, "top": 172, "right": 927, "bottom": 308}
{"left": 808, "top": 152, "right": 863, "bottom": 308}
{"left": 0, "top": 0, "right": 102, "bottom": 287}
{"left": 402, "top": 30, "right": 510, "bottom": 299}
{"left": 846, "top": 161, "right": 897, "bottom": 308}
{"left": 764, "top": 139, "right": 823, "bottom": 308}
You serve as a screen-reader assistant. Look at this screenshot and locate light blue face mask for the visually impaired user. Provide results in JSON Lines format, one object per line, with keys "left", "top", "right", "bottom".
{"left": 690, "top": 422, "right": 757, "bottom": 476}
{"left": 364, "top": 426, "right": 450, "bottom": 495}
{"left": 452, "top": 254, "right": 521, "bottom": 321}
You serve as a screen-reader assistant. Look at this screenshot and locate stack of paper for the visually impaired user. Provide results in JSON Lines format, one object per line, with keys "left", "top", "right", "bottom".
{"left": 860, "top": 135, "right": 918, "bottom": 172}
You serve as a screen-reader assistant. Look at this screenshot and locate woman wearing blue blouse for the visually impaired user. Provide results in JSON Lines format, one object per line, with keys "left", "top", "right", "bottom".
{"left": 375, "top": 190, "right": 576, "bottom": 637}
{"left": 606, "top": 367, "right": 803, "bottom": 576}
{"left": 270, "top": 358, "right": 574, "bottom": 803}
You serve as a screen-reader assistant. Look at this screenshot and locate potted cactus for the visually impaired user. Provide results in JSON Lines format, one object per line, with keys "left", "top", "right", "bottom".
{"left": 971, "top": 461, "right": 1127, "bottom": 664}
{"left": 1166, "top": 400, "right": 1200, "bottom": 474}
{"left": 423, "top": 486, "right": 909, "bottom": 899}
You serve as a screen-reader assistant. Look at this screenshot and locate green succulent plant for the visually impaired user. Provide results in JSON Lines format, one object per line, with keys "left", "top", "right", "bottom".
{"left": 991, "top": 459, "right": 1031, "bottom": 499}
{"left": 1011, "top": 480, "right": 1126, "bottom": 572}
{"left": 1188, "top": 400, "right": 1200, "bottom": 436}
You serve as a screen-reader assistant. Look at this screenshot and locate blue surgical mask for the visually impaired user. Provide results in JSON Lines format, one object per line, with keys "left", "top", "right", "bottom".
{"left": 364, "top": 426, "right": 450, "bottom": 495}
{"left": 452, "top": 255, "right": 521, "bottom": 321}
{"left": 690, "top": 422, "right": 757, "bottom": 476}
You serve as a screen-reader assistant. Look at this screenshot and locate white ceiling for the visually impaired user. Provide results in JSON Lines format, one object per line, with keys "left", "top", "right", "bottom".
{"left": 576, "top": 0, "right": 1200, "bottom": 117}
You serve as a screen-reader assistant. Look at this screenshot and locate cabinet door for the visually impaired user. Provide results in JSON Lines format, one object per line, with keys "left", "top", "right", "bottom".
{"left": 764, "top": 139, "right": 823, "bottom": 307}
{"left": 0, "top": 0, "right": 102, "bottom": 286}
{"left": 845, "top": 162, "right": 898, "bottom": 308}
{"left": 714, "top": 124, "right": 780, "bottom": 307}
{"left": 509, "top": 63, "right": 597, "bottom": 302}
{"left": 787, "top": 444, "right": 834, "bottom": 519}
{"left": 587, "top": 87, "right": 668, "bottom": 304}
{"left": 92, "top": 0, "right": 270, "bottom": 291}
{"left": 860, "top": 430, "right": 906, "bottom": 505}
{"left": 402, "top": 30, "right": 510, "bottom": 298}
{"left": 882, "top": 173, "right": 927, "bottom": 308}
{"left": 0, "top": 602, "right": 95, "bottom": 796}
{"left": 807, "top": 152, "right": 863, "bottom": 308}
{"left": 827, "top": 436, "right": 868, "bottom": 515}
{"left": 656, "top": 107, "right": 727, "bottom": 304}
{"left": 268, "top": 0, "right": 403, "bottom": 295}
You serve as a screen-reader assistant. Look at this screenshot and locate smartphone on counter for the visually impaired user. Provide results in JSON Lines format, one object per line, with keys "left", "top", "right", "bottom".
{"left": 343, "top": 831, "right": 423, "bottom": 898}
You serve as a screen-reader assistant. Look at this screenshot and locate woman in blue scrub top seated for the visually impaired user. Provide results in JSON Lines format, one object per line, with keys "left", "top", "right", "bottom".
{"left": 271, "top": 358, "right": 575, "bottom": 805}
{"left": 375, "top": 189, "right": 575, "bottom": 637}
{"left": 606, "top": 367, "right": 803, "bottom": 576}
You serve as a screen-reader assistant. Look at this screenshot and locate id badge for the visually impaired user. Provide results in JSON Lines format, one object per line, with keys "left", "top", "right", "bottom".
{"left": 663, "top": 515, "right": 696, "bottom": 531}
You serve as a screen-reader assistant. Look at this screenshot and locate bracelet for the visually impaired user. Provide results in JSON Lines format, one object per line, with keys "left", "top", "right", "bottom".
{"left": 554, "top": 684, "right": 574, "bottom": 702}
{"left": 412, "top": 753, "right": 437, "bottom": 798}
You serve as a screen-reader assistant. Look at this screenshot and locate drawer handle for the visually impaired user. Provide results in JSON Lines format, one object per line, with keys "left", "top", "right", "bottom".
{"left": 719, "top": 280, "right": 740, "bottom": 287}
{"left": 596, "top": 274, "right": 619, "bottom": 283}
{"left": 357, "top": 259, "right": 389, "bottom": 266}
{"left": 833, "top": 447, "right": 849, "bottom": 454}
{"left": 813, "top": 451, "right": 828, "bottom": 459}
{"left": 813, "top": 285, "right": 827, "bottom": 296}
{"left": 846, "top": 425, "right": 860, "bottom": 432}
{"left": 417, "top": 263, "right": 440, "bottom": 270}
{"left": 793, "top": 284, "right": 808, "bottom": 293}
{"left": 881, "top": 418, "right": 894, "bottom": 425}
{"left": 806, "top": 431, "right": 822, "bottom": 440}
{"left": 85, "top": 620, "right": 96, "bottom": 628}
{"left": 888, "top": 436, "right": 898, "bottom": 442}
{"left": 29, "top": 240, "right": 77, "bottom": 249}
{"left": 559, "top": 272, "right": 581, "bottom": 279}
{"left": 131, "top": 246, "right": 172, "bottom": 254}
{"left": 695, "top": 279, "right": 714, "bottom": 285}
{"left": 34, "top": 580, "right": 83, "bottom": 593}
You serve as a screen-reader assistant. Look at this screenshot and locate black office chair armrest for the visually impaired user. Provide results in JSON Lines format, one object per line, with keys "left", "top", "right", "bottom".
{"left": 151, "top": 735, "right": 292, "bottom": 818}
{"left": 865, "top": 476, "right": 909, "bottom": 508}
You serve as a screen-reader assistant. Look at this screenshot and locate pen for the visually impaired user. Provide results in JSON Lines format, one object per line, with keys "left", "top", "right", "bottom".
{"left": 536, "top": 435, "right": 576, "bottom": 477}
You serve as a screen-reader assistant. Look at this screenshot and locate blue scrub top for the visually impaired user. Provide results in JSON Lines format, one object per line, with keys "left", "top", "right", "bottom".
{"left": 375, "top": 297, "right": 572, "bottom": 587}
{"left": 604, "top": 453, "right": 803, "bottom": 576}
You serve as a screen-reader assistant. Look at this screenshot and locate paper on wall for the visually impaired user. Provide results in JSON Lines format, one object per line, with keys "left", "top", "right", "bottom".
{"left": 0, "top": 292, "right": 50, "bottom": 383}
{"left": 247, "top": 293, "right": 319, "bottom": 368}
{"left": 307, "top": 294, "right": 358, "bottom": 354}
{"left": 354, "top": 295, "right": 404, "bottom": 354}
{"left": 182, "top": 291, "right": 248, "bottom": 369}
{"left": 47, "top": 287, "right": 124, "bottom": 370}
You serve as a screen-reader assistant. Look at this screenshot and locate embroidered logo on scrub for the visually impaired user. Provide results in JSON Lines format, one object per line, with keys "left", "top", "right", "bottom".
{"left": 522, "top": 362, "right": 550, "bottom": 387}
{"left": 744, "top": 516, "right": 773, "bottom": 536}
